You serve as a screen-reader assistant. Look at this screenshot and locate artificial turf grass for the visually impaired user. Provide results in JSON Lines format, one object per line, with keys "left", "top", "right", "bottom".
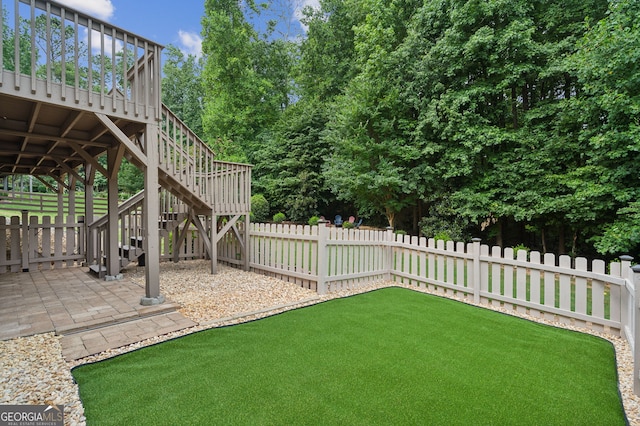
{"left": 72, "top": 287, "right": 626, "bottom": 425}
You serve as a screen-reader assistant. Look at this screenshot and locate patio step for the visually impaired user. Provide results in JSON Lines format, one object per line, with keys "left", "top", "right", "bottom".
{"left": 60, "top": 311, "right": 197, "bottom": 361}
{"left": 56, "top": 301, "right": 182, "bottom": 336}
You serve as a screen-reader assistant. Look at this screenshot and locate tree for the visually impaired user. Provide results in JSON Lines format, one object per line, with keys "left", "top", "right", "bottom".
{"left": 322, "top": 0, "right": 423, "bottom": 228}
{"left": 162, "top": 45, "right": 204, "bottom": 137}
{"left": 570, "top": 0, "right": 640, "bottom": 256}
{"left": 390, "top": 0, "right": 608, "bottom": 250}
{"left": 201, "top": 0, "right": 294, "bottom": 162}
{"left": 253, "top": 100, "right": 332, "bottom": 221}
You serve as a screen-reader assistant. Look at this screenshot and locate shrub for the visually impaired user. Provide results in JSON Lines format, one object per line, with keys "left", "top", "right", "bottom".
{"left": 273, "top": 212, "right": 286, "bottom": 223}
{"left": 513, "top": 244, "right": 530, "bottom": 259}
{"left": 308, "top": 216, "right": 320, "bottom": 226}
{"left": 343, "top": 221, "right": 355, "bottom": 229}
{"left": 251, "top": 194, "right": 270, "bottom": 223}
{"left": 434, "top": 231, "right": 452, "bottom": 242}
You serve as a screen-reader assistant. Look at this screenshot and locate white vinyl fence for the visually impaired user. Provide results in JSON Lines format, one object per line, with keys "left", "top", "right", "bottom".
{"left": 247, "top": 223, "right": 632, "bottom": 330}
{"left": 3, "top": 216, "right": 639, "bottom": 393}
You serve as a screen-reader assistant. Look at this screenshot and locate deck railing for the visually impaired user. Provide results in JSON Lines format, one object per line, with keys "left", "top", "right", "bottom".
{"left": 159, "top": 105, "right": 252, "bottom": 214}
{"left": 0, "top": 0, "right": 162, "bottom": 121}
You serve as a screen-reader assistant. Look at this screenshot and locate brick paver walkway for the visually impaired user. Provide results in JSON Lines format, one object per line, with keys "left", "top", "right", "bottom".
{"left": 0, "top": 267, "right": 196, "bottom": 360}
{"left": 60, "top": 311, "right": 196, "bottom": 360}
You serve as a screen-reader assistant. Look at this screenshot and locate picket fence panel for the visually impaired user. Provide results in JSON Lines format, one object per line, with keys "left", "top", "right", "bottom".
{"left": 0, "top": 214, "right": 84, "bottom": 273}
{"left": 242, "top": 222, "right": 633, "bottom": 336}
{"left": 248, "top": 223, "right": 319, "bottom": 291}
{"left": 324, "top": 227, "right": 388, "bottom": 292}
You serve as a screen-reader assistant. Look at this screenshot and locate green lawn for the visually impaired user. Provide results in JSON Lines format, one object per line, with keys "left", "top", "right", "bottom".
{"left": 72, "top": 288, "right": 626, "bottom": 425}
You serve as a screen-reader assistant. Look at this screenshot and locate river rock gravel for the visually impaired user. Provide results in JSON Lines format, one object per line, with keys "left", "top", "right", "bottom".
{"left": 1, "top": 260, "right": 638, "bottom": 425}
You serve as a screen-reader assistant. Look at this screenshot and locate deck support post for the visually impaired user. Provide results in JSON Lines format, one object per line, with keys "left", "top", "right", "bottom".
{"left": 243, "top": 214, "right": 250, "bottom": 271}
{"left": 141, "top": 123, "right": 164, "bottom": 305}
{"left": 106, "top": 146, "right": 123, "bottom": 279}
{"left": 210, "top": 213, "right": 218, "bottom": 274}
{"left": 84, "top": 164, "right": 95, "bottom": 266}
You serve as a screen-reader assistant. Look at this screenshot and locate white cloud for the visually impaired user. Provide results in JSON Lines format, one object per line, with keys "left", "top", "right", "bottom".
{"left": 86, "top": 28, "right": 124, "bottom": 56}
{"left": 293, "top": 0, "right": 321, "bottom": 32}
{"left": 54, "top": 0, "right": 115, "bottom": 21}
{"left": 178, "top": 30, "right": 203, "bottom": 58}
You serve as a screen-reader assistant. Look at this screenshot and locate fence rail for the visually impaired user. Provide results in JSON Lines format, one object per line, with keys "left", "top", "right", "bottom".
{"left": 0, "top": 190, "right": 107, "bottom": 215}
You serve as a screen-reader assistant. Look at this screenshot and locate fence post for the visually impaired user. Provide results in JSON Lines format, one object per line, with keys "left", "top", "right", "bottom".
{"left": 317, "top": 220, "right": 329, "bottom": 295}
{"left": 472, "top": 238, "right": 482, "bottom": 304}
{"left": 385, "top": 227, "right": 394, "bottom": 281}
{"left": 621, "top": 255, "right": 634, "bottom": 340}
{"left": 631, "top": 262, "right": 640, "bottom": 396}
{"left": 21, "top": 210, "right": 29, "bottom": 272}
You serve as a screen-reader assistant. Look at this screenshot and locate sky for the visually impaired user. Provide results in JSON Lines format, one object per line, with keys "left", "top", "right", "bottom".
{"left": 54, "top": 0, "right": 321, "bottom": 58}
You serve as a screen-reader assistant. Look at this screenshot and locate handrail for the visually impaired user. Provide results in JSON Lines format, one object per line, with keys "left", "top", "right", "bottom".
{"left": 87, "top": 190, "right": 145, "bottom": 229}
{"left": 159, "top": 105, "right": 216, "bottom": 205}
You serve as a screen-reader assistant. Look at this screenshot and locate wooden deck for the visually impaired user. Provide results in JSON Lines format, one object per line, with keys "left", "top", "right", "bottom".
{"left": 0, "top": 0, "right": 252, "bottom": 302}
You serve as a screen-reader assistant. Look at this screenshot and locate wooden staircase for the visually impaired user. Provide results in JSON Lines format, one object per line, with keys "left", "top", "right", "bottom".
{"left": 89, "top": 209, "right": 187, "bottom": 278}
{"left": 87, "top": 104, "right": 251, "bottom": 277}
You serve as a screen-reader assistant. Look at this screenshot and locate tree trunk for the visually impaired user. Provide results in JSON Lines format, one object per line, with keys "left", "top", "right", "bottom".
{"left": 558, "top": 226, "right": 565, "bottom": 255}
{"left": 385, "top": 206, "right": 395, "bottom": 229}
{"left": 495, "top": 219, "right": 503, "bottom": 247}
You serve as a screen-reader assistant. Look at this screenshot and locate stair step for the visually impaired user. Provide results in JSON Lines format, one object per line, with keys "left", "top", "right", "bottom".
{"left": 120, "top": 244, "right": 140, "bottom": 260}
{"left": 131, "top": 236, "right": 144, "bottom": 248}
{"left": 88, "top": 264, "right": 106, "bottom": 276}
{"left": 101, "top": 255, "right": 130, "bottom": 267}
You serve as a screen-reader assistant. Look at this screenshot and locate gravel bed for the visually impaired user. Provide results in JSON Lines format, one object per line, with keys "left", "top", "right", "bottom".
{"left": 1, "top": 260, "right": 638, "bottom": 425}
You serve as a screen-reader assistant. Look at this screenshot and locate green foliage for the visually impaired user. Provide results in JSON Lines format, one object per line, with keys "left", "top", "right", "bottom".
{"left": 342, "top": 221, "right": 355, "bottom": 229}
{"left": 201, "top": 0, "right": 295, "bottom": 162}
{"left": 322, "top": 0, "right": 423, "bottom": 229}
{"left": 162, "top": 45, "right": 204, "bottom": 137}
{"left": 308, "top": 216, "right": 320, "bottom": 226}
{"left": 419, "top": 196, "right": 470, "bottom": 243}
{"left": 433, "top": 231, "right": 453, "bottom": 243}
{"left": 513, "top": 244, "right": 531, "bottom": 259}
{"left": 272, "top": 212, "right": 286, "bottom": 223}
{"left": 250, "top": 194, "right": 270, "bottom": 223}
{"left": 191, "top": 0, "right": 638, "bottom": 257}
{"left": 592, "top": 202, "right": 640, "bottom": 256}
{"left": 253, "top": 100, "right": 334, "bottom": 221}
{"left": 118, "top": 159, "right": 143, "bottom": 197}
{"left": 568, "top": 0, "right": 640, "bottom": 256}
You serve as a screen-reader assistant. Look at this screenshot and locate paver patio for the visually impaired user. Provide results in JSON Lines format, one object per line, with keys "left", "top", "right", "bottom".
{"left": 0, "top": 267, "right": 196, "bottom": 360}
